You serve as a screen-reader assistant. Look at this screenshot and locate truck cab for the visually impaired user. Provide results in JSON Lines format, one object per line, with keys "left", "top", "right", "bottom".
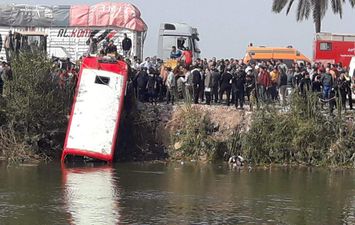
{"left": 158, "top": 23, "right": 201, "bottom": 60}
{"left": 6, "top": 31, "right": 47, "bottom": 61}
{"left": 14, "top": 31, "right": 47, "bottom": 53}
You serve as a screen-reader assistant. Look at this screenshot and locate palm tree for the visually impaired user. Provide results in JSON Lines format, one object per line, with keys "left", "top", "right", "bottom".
{"left": 272, "top": 0, "right": 355, "bottom": 33}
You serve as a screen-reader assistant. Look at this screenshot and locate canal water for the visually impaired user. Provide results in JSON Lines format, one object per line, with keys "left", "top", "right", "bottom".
{"left": 1, "top": 162, "right": 355, "bottom": 225}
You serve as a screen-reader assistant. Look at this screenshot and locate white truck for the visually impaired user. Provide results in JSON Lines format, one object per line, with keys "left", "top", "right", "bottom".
{"left": 158, "top": 23, "right": 201, "bottom": 60}
{"left": 0, "top": 2, "right": 147, "bottom": 61}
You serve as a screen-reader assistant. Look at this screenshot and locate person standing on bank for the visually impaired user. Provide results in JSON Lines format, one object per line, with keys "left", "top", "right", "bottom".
{"left": 211, "top": 66, "right": 220, "bottom": 103}
{"left": 4, "top": 31, "right": 14, "bottom": 61}
{"left": 204, "top": 68, "right": 213, "bottom": 105}
{"left": 219, "top": 67, "right": 233, "bottom": 106}
{"left": 166, "top": 67, "right": 176, "bottom": 105}
{"left": 232, "top": 67, "right": 246, "bottom": 109}
{"left": 122, "top": 33, "right": 132, "bottom": 58}
{"left": 191, "top": 66, "right": 201, "bottom": 104}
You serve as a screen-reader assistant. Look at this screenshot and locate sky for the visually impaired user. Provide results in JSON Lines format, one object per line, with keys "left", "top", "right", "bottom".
{"left": 4, "top": 0, "right": 355, "bottom": 59}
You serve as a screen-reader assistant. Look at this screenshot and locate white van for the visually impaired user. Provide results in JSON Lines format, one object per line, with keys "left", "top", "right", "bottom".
{"left": 158, "top": 23, "right": 201, "bottom": 60}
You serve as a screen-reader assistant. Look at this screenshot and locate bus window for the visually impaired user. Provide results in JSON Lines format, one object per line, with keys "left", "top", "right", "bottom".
{"left": 320, "top": 42, "right": 332, "bottom": 51}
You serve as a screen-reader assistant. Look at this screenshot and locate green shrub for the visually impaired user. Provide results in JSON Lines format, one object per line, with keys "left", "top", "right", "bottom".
{"left": 0, "top": 53, "right": 71, "bottom": 162}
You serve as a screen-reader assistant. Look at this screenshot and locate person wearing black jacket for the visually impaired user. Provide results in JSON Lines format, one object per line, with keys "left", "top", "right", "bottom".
{"left": 278, "top": 68, "right": 288, "bottom": 105}
{"left": 199, "top": 68, "right": 205, "bottom": 103}
{"left": 211, "top": 67, "right": 220, "bottom": 103}
{"left": 232, "top": 68, "right": 246, "bottom": 109}
{"left": 122, "top": 33, "right": 132, "bottom": 57}
{"left": 191, "top": 67, "right": 201, "bottom": 104}
{"left": 311, "top": 72, "right": 322, "bottom": 93}
{"left": 135, "top": 68, "right": 149, "bottom": 102}
{"left": 219, "top": 68, "right": 233, "bottom": 106}
{"left": 146, "top": 68, "right": 158, "bottom": 105}
{"left": 344, "top": 73, "right": 353, "bottom": 110}
{"left": 299, "top": 72, "right": 311, "bottom": 96}
{"left": 106, "top": 40, "right": 117, "bottom": 55}
{"left": 337, "top": 73, "right": 353, "bottom": 110}
{"left": 245, "top": 70, "right": 255, "bottom": 103}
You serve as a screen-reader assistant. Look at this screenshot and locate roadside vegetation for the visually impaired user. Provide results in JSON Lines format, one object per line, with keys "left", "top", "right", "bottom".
{"left": 244, "top": 93, "right": 355, "bottom": 167}
{"left": 171, "top": 92, "right": 355, "bottom": 167}
{"left": 0, "top": 53, "right": 70, "bottom": 164}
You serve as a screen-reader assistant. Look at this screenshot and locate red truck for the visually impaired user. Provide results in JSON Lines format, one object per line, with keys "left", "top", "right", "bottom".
{"left": 314, "top": 32, "right": 355, "bottom": 67}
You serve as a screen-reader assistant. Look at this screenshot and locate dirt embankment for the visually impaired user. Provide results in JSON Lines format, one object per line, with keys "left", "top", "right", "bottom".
{"left": 117, "top": 102, "right": 251, "bottom": 161}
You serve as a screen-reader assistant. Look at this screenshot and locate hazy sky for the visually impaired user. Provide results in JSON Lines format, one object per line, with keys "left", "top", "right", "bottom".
{"left": 5, "top": 0, "right": 355, "bottom": 59}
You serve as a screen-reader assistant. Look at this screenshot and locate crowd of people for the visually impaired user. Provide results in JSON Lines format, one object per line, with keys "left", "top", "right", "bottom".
{"left": 1, "top": 40, "right": 354, "bottom": 114}
{"left": 88, "top": 33, "right": 132, "bottom": 58}
{"left": 129, "top": 50, "right": 355, "bottom": 112}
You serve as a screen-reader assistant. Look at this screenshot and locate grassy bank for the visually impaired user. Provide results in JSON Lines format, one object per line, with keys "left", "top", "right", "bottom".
{"left": 0, "top": 54, "right": 71, "bottom": 163}
{"left": 170, "top": 93, "right": 355, "bottom": 167}
{"left": 1, "top": 54, "right": 354, "bottom": 167}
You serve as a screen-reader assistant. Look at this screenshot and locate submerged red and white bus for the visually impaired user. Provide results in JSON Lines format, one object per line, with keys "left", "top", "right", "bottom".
{"left": 61, "top": 56, "right": 128, "bottom": 163}
{"left": 313, "top": 32, "right": 355, "bottom": 67}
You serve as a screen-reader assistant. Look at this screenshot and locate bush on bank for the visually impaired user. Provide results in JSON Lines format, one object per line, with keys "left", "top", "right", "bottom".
{"left": 0, "top": 53, "right": 71, "bottom": 163}
{"left": 171, "top": 92, "right": 355, "bottom": 167}
{"left": 170, "top": 104, "right": 219, "bottom": 161}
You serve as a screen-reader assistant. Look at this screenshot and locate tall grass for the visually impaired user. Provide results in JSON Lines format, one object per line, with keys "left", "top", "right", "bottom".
{"left": 243, "top": 91, "right": 355, "bottom": 166}
{"left": 0, "top": 53, "right": 71, "bottom": 163}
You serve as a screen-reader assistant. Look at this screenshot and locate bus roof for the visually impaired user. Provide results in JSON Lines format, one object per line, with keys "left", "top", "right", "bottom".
{"left": 244, "top": 46, "right": 311, "bottom": 63}
{"left": 246, "top": 46, "right": 297, "bottom": 52}
{"left": 315, "top": 32, "right": 355, "bottom": 41}
{"left": 0, "top": 2, "right": 147, "bottom": 32}
{"left": 14, "top": 31, "right": 47, "bottom": 36}
{"left": 159, "top": 23, "right": 197, "bottom": 36}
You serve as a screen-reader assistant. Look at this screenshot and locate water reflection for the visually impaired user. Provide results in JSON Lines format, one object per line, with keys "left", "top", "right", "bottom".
{"left": 2, "top": 162, "right": 355, "bottom": 224}
{"left": 62, "top": 165, "right": 121, "bottom": 225}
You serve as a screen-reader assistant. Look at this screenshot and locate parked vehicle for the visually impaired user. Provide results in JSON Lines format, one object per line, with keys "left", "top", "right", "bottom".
{"left": 243, "top": 46, "right": 310, "bottom": 66}
{"left": 158, "top": 23, "right": 201, "bottom": 60}
{"left": 0, "top": 2, "right": 147, "bottom": 61}
{"left": 1, "top": 31, "right": 47, "bottom": 62}
{"left": 313, "top": 32, "right": 355, "bottom": 67}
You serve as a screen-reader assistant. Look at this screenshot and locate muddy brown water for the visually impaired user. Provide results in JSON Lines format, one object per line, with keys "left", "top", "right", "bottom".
{"left": 1, "top": 162, "right": 355, "bottom": 225}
